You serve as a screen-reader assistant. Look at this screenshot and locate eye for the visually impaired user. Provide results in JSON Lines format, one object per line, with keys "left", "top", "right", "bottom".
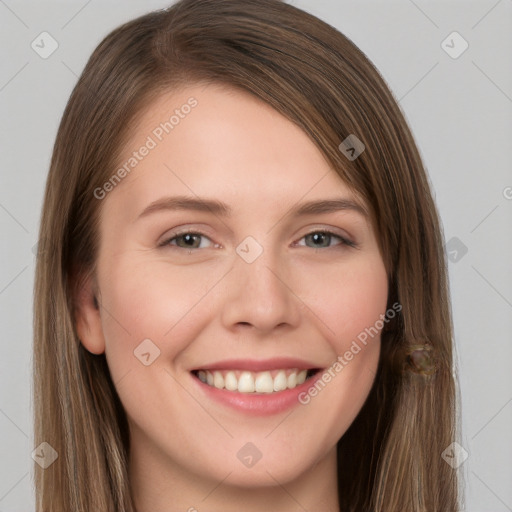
{"left": 160, "top": 231, "right": 215, "bottom": 250}
{"left": 296, "top": 230, "right": 356, "bottom": 249}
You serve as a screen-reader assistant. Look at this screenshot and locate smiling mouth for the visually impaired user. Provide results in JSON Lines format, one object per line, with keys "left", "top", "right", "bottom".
{"left": 191, "top": 368, "right": 320, "bottom": 394}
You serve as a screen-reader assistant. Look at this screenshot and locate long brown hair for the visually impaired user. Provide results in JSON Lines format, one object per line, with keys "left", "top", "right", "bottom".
{"left": 33, "top": 0, "right": 461, "bottom": 510}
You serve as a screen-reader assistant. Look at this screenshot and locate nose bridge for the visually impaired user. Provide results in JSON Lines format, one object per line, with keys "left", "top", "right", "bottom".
{"left": 220, "top": 235, "right": 301, "bottom": 332}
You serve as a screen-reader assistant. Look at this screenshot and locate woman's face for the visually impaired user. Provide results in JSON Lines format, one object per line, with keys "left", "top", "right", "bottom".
{"left": 79, "top": 83, "right": 388, "bottom": 493}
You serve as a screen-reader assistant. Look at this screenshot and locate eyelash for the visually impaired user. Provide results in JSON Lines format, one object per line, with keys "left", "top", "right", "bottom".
{"left": 159, "top": 229, "right": 357, "bottom": 251}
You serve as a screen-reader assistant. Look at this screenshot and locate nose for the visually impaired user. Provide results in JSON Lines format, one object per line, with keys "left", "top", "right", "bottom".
{"left": 220, "top": 243, "right": 302, "bottom": 336}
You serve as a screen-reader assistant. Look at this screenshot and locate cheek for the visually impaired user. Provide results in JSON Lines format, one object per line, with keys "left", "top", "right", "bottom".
{"left": 96, "top": 255, "right": 218, "bottom": 379}
{"left": 298, "top": 253, "right": 389, "bottom": 353}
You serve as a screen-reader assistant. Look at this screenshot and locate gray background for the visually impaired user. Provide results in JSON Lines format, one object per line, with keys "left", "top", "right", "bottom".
{"left": 1, "top": 0, "right": 511, "bottom": 510}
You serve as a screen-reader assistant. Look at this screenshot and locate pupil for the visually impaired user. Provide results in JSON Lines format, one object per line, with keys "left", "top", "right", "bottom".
{"left": 312, "top": 233, "right": 328, "bottom": 247}
{"left": 183, "top": 234, "right": 198, "bottom": 247}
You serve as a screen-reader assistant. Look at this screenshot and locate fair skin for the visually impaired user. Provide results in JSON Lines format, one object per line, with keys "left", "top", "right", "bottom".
{"left": 76, "top": 83, "right": 388, "bottom": 512}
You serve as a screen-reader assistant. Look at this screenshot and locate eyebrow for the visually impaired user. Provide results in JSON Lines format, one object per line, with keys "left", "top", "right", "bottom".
{"left": 137, "top": 195, "right": 368, "bottom": 220}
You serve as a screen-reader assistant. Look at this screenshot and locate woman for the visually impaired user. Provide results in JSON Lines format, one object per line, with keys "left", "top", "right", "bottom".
{"left": 33, "top": 0, "right": 460, "bottom": 510}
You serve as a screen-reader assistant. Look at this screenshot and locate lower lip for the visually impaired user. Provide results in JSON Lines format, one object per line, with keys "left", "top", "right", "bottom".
{"left": 191, "top": 371, "right": 323, "bottom": 416}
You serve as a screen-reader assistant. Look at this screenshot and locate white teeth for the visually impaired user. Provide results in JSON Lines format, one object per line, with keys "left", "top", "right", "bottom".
{"left": 213, "top": 371, "right": 224, "bottom": 389}
{"left": 273, "top": 370, "right": 288, "bottom": 391}
{"left": 238, "top": 372, "right": 255, "bottom": 393}
{"left": 254, "top": 371, "right": 274, "bottom": 393}
{"left": 196, "top": 368, "right": 312, "bottom": 393}
{"left": 287, "top": 372, "right": 297, "bottom": 389}
{"left": 224, "top": 371, "right": 238, "bottom": 391}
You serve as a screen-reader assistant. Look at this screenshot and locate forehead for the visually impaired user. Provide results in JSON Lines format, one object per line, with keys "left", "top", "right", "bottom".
{"left": 103, "top": 83, "right": 366, "bottom": 221}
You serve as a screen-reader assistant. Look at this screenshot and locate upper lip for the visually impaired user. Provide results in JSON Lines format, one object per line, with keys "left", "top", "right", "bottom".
{"left": 191, "top": 358, "right": 322, "bottom": 372}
